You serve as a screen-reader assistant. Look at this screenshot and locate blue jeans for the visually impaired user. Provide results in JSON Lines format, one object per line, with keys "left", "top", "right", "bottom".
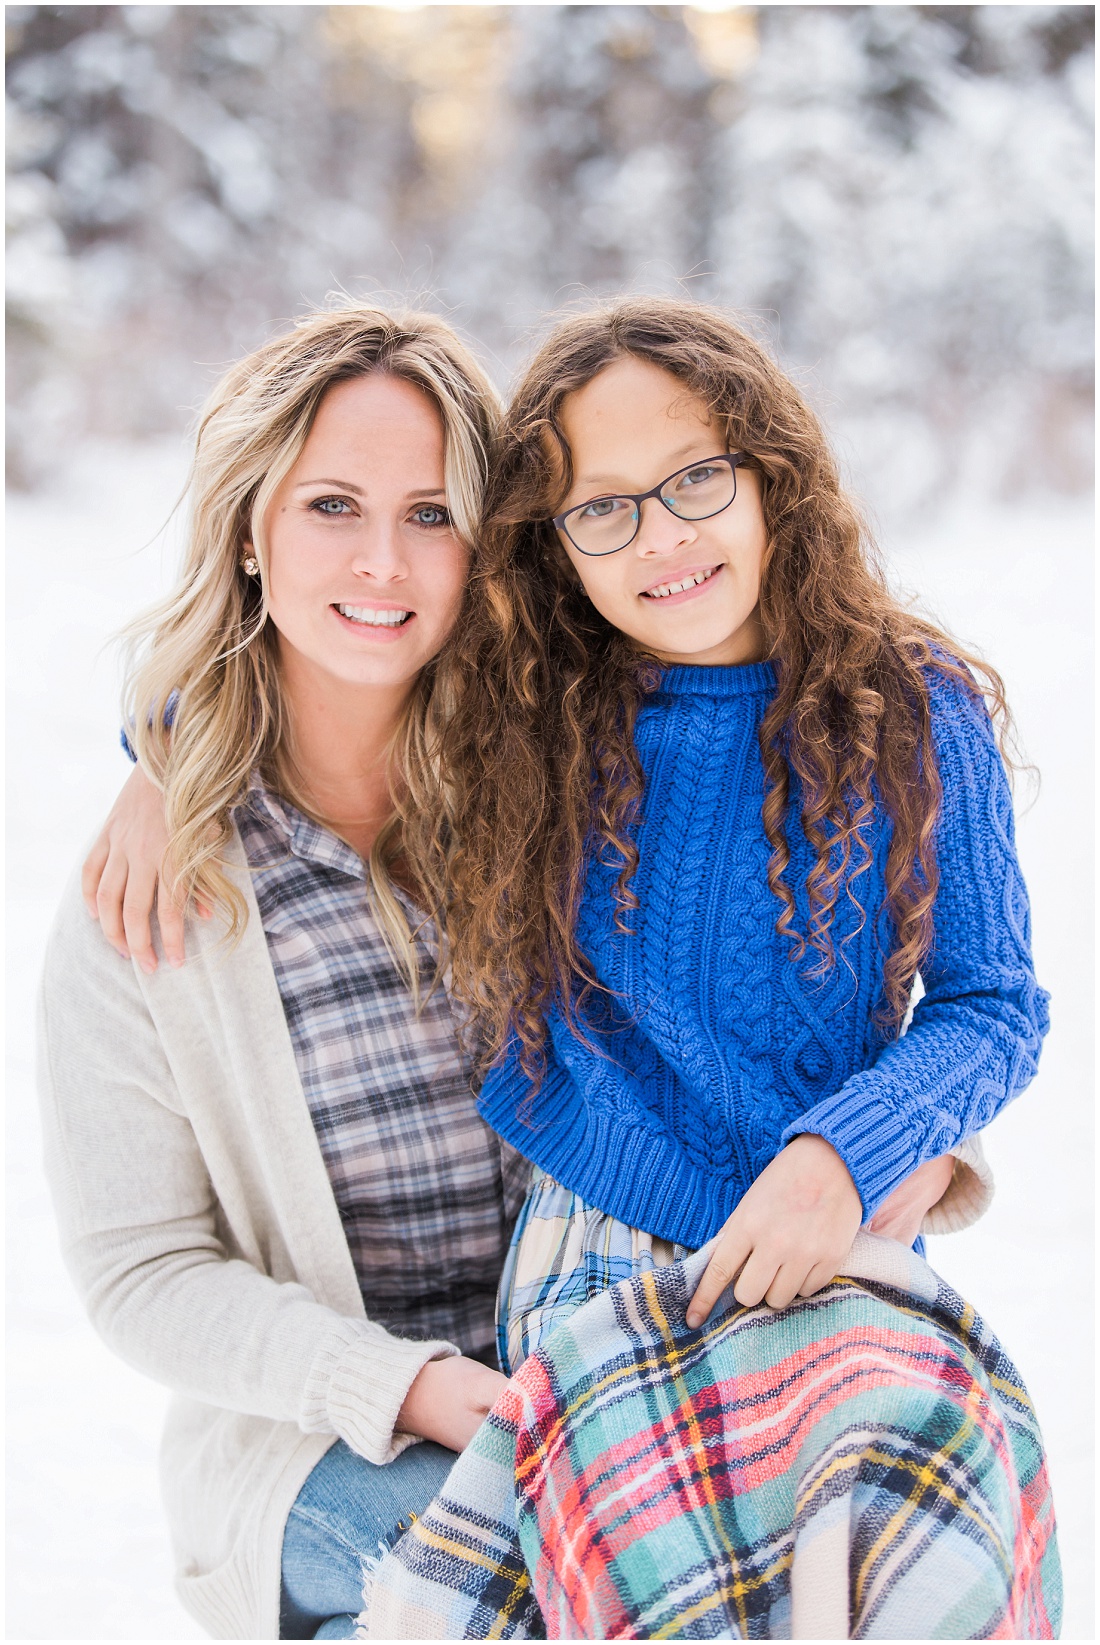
{"left": 279, "top": 1438, "right": 457, "bottom": 1639}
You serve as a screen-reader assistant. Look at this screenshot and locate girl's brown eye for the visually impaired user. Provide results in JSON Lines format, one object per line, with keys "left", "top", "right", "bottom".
{"left": 579, "top": 497, "right": 628, "bottom": 520}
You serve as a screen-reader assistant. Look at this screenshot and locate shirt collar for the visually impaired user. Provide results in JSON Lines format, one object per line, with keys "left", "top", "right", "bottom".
{"left": 242, "top": 775, "right": 440, "bottom": 962}
{"left": 246, "top": 773, "right": 367, "bottom": 884}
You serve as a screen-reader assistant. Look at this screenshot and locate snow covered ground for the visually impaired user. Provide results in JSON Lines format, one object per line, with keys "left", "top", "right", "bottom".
{"left": 6, "top": 438, "right": 1093, "bottom": 1638}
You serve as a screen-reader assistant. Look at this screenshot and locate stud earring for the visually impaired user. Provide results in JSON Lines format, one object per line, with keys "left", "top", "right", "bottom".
{"left": 242, "top": 556, "right": 259, "bottom": 577}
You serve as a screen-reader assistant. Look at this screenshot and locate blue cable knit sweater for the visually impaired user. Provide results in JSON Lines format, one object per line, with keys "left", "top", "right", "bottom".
{"left": 477, "top": 661, "right": 1049, "bottom": 1249}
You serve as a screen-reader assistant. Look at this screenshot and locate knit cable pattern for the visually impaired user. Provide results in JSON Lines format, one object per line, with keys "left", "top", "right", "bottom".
{"left": 478, "top": 663, "right": 1049, "bottom": 1244}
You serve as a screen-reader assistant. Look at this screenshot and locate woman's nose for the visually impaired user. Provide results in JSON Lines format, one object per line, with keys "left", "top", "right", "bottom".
{"left": 350, "top": 519, "right": 410, "bottom": 578}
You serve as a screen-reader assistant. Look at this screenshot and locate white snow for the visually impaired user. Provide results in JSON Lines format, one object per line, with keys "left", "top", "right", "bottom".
{"left": 7, "top": 441, "right": 204, "bottom": 1641}
{"left": 6, "top": 438, "right": 1093, "bottom": 1637}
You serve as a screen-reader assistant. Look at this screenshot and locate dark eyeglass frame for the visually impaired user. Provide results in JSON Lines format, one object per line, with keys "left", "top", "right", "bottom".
{"left": 552, "top": 452, "right": 747, "bottom": 557}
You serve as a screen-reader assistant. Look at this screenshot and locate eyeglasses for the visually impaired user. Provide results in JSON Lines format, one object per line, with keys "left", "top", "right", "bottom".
{"left": 552, "top": 453, "right": 746, "bottom": 558}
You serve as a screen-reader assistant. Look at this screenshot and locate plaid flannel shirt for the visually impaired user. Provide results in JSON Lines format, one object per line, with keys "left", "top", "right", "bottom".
{"left": 236, "top": 781, "right": 529, "bottom": 1362}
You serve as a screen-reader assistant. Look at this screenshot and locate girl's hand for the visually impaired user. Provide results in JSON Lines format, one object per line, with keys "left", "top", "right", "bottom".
{"left": 81, "top": 764, "right": 196, "bottom": 973}
{"left": 396, "top": 1355, "right": 511, "bottom": 1452}
{"left": 686, "top": 1133, "right": 862, "bottom": 1323}
{"left": 867, "top": 1152, "right": 956, "bottom": 1245}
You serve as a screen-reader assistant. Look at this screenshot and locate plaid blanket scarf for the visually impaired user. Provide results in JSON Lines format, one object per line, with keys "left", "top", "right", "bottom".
{"left": 362, "top": 1233, "right": 1060, "bottom": 1639}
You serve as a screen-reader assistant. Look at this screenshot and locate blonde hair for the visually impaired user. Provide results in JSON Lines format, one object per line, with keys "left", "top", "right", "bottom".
{"left": 123, "top": 302, "right": 501, "bottom": 990}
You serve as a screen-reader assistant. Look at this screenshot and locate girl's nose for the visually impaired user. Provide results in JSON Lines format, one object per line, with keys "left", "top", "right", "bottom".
{"left": 633, "top": 496, "right": 697, "bottom": 557}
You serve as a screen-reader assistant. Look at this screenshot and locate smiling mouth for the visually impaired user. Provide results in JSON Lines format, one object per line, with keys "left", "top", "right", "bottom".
{"left": 335, "top": 602, "right": 413, "bottom": 627}
{"left": 640, "top": 566, "right": 720, "bottom": 600}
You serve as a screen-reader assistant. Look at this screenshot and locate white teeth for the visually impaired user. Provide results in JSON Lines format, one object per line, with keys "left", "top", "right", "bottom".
{"left": 643, "top": 568, "right": 717, "bottom": 600}
{"left": 337, "top": 603, "right": 410, "bottom": 627}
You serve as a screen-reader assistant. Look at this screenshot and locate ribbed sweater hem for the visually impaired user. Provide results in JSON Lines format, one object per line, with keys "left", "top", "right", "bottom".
{"left": 176, "top": 1559, "right": 261, "bottom": 1641}
{"left": 781, "top": 1076, "right": 918, "bottom": 1217}
{"left": 478, "top": 1088, "right": 736, "bottom": 1249}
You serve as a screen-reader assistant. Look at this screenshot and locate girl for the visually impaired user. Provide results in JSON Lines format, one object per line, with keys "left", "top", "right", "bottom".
{"left": 37, "top": 304, "right": 526, "bottom": 1640}
{"left": 355, "top": 299, "right": 1056, "bottom": 1645}
{"left": 438, "top": 296, "right": 1048, "bottom": 1373}
{"left": 79, "top": 298, "right": 999, "bottom": 1637}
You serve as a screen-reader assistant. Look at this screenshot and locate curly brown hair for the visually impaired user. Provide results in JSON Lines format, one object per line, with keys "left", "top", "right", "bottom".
{"left": 441, "top": 297, "right": 1012, "bottom": 1081}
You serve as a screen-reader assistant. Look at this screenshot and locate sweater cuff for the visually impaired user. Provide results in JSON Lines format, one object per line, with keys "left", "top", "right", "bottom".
{"left": 299, "top": 1320, "right": 460, "bottom": 1465}
{"left": 922, "top": 1133, "right": 995, "bottom": 1235}
{"left": 781, "top": 1079, "right": 915, "bottom": 1217}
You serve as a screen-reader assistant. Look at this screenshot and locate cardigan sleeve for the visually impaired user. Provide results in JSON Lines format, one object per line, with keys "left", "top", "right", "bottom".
{"left": 783, "top": 672, "right": 1049, "bottom": 1217}
{"left": 923, "top": 1132, "right": 995, "bottom": 1235}
{"left": 36, "top": 889, "right": 458, "bottom": 1467}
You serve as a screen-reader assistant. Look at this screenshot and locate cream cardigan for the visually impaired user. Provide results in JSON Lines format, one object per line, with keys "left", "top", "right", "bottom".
{"left": 36, "top": 836, "right": 462, "bottom": 1640}
{"left": 36, "top": 834, "right": 993, "bottom": 1640}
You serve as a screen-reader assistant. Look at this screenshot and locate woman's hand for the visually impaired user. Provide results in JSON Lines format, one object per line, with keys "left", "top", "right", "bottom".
{"left": 686, "top": 1134, "right": 863, "bottom": 1324}
{"left": 867, "top": 1152, "right": 956, "bottom": 1245}
{"left": 396, "top": 1356, "right": 511, "bottom": 1453}
{"left": 81, "top": 764, "right": 198, "bottom": 973}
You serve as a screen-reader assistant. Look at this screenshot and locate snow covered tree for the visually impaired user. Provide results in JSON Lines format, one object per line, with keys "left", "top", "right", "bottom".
{"left": 710, "top": 6, "right": 1094, "bottom": 507}
{"left": 435, "top": 5, "right": 721, "bottom": 366}
{"left": 6, "top": 5, "right": 426, "bottom": 476}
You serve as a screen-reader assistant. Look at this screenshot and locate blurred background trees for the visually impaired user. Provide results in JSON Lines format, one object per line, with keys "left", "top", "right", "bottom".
{"left": 6, "top": 4, "right": 1093, "bottom": 509}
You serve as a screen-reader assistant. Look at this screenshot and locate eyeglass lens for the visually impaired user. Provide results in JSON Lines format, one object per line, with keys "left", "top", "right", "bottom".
{"left": 566, "top": 459, "right": 737, "bottom": 555}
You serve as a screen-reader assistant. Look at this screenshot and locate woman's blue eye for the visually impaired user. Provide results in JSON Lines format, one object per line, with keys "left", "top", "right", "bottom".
{"left": 412, "top": 505, "right": 451, "bottom": 528}
{"left": 312, "top": 497, "right": 352, "bottom": 516}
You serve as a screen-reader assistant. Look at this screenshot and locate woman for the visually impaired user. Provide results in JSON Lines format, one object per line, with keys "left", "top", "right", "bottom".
{"left": 38, "top": 303, "right": 526, "bottom": 1641}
